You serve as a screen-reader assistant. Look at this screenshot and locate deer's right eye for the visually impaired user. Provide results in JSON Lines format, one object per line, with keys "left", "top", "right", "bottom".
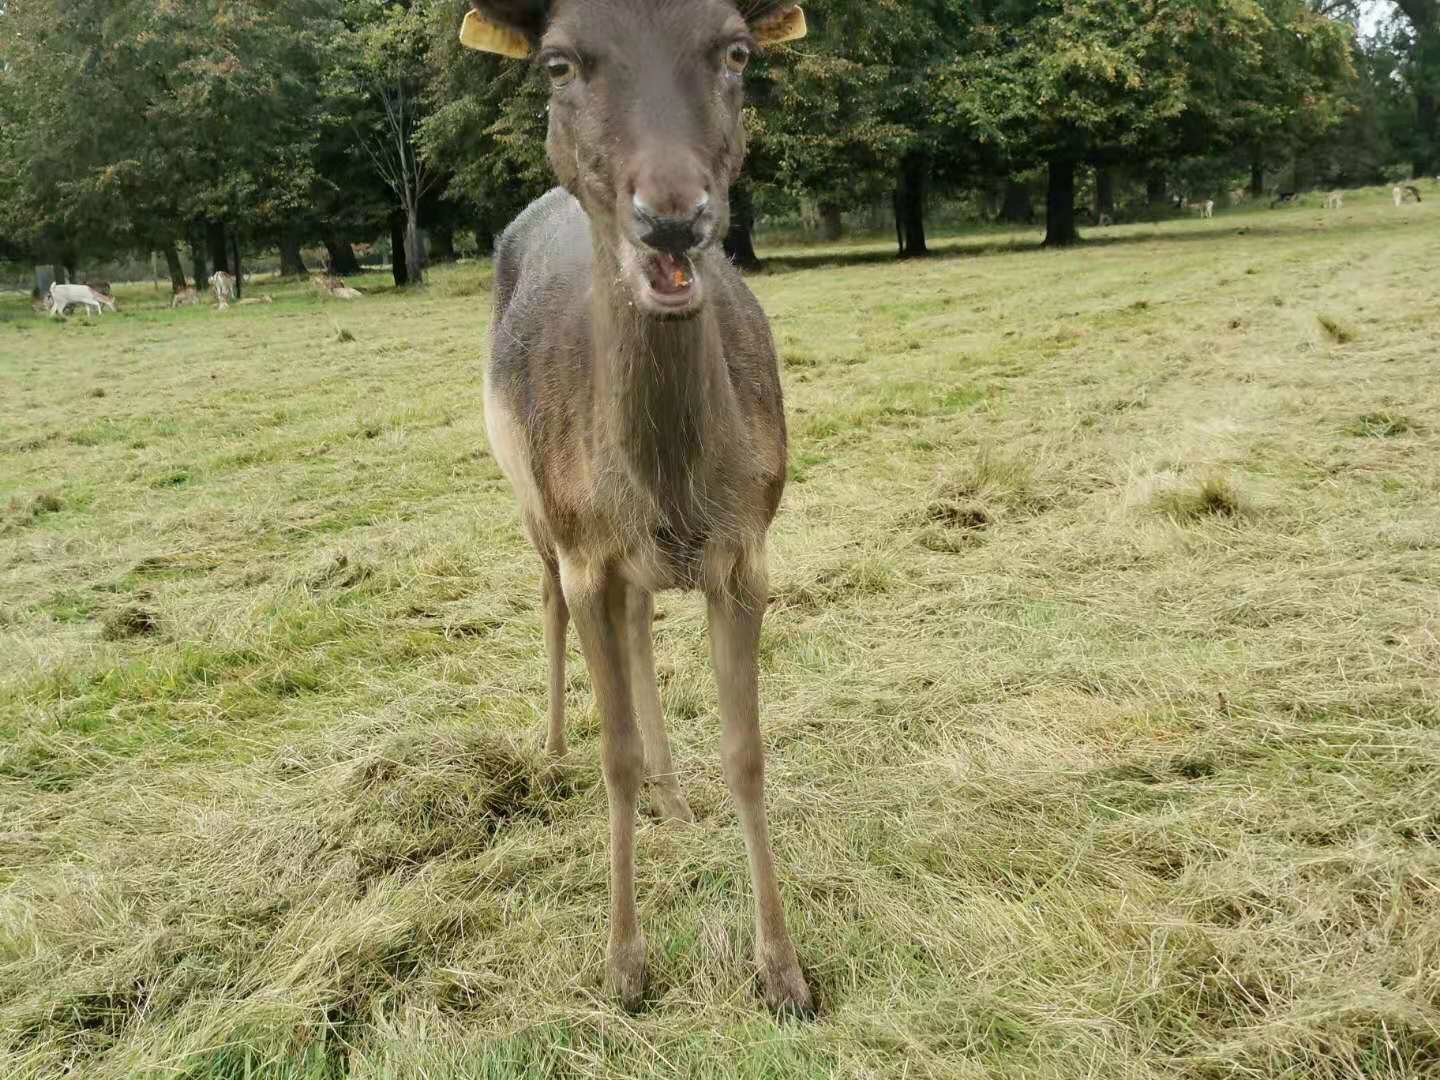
{"left": 545, "top": 57, "right": 575, "bottom": 86}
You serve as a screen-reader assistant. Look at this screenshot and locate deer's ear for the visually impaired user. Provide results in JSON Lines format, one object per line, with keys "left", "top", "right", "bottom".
{"left": 750, "top": 4, "right": 807, "bottom": 45}
{"left": 461, "top": 0, "right": 548, "bottom": 58}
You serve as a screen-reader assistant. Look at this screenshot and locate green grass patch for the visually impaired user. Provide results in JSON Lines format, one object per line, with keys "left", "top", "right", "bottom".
{"left": 1345, "top": 410, "right": 1412, "bottom": 438}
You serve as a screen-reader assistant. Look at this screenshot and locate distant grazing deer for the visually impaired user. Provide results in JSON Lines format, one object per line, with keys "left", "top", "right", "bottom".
{"left": 209, "top": 270, "right": 235, "bottom": 309}
{"left": 1270, "top": 191, "right": 1299, "bottom": 208}
{"left": 312, "top": 274, "right": 363, "bottom": 300}
{"left": 1324, "top": 190, "right": 1343, "bottom": 209}
{"left": 47, "top": 282, "right": 113, "bottom": 318}
{"left": 1394, "top": 184, "right": 1422, "bottom": 206}
{"left": 460, "top": 0, "right": 813, "bottom": 1016}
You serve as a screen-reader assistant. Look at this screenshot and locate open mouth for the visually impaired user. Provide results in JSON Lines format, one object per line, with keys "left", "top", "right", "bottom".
{"left": 631, "top": 248, "right": 702, "bottom": 314}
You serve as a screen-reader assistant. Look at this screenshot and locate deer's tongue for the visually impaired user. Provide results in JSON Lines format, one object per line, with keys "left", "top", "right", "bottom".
{"left": 646, "top": 252, "right": 692, "bottom": 296}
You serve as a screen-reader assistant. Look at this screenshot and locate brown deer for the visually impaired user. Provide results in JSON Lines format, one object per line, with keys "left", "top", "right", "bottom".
{"left": 461, "top": 0, "right": 812, "bottom": 1015}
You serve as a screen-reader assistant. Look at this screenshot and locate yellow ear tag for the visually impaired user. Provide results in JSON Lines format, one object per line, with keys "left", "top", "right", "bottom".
{"left": 459, "top": 10, "right": 533, "bottom": 58}
{"left": 754, "top": 6, "right": 807, "bottom": 46}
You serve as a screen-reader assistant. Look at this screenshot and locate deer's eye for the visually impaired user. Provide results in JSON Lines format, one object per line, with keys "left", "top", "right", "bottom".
{"left": 724, "top": 42, "right": 750, "bottom": 74}
{"left": 545, "top": 57, "right": 575, "bottom": 86}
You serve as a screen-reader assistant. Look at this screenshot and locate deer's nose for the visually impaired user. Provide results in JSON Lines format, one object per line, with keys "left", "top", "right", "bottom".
{"left": 632, "top": 193, "right": 710, "bottom": 256}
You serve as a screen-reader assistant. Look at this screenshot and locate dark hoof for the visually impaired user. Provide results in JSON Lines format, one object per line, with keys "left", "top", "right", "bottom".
{"left": 607, "top": 936, "right": 647, "bottom": 1013}
{"left": 645, "top": 782, "right": 696, "bottom": 825}
{"left": 760, "top": 955, "right": 816, "bottom": 1020}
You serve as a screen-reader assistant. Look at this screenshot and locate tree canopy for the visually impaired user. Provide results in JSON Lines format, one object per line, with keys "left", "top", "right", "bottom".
{"left": 0, "top": 0, "right": 1418, "bottom": 273}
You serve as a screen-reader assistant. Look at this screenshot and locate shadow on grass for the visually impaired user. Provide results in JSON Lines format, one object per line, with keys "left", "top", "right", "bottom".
{"left": 748, "top": 209, "right": 1414, "bottom": 274}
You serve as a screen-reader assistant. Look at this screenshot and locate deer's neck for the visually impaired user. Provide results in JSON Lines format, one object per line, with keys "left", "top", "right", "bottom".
{"left": 590, "top": 250, "right": 730, "bottom": 510}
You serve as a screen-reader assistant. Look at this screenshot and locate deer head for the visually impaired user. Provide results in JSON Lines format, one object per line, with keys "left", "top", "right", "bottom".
{"left": 463, "top": 0, "right": 805, "bottom": 318}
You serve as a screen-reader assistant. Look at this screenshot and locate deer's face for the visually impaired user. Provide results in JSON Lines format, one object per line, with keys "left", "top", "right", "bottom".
{"left": 464, "top": 0, "right": 805, "bottom": 318}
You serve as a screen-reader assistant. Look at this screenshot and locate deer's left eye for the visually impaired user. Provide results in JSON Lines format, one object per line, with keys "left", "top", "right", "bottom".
{"left": 724, "top": 42, "right": 750, "bottom": 74}
{"left": 545, "top": 57, "right": 575, "bottom": 86}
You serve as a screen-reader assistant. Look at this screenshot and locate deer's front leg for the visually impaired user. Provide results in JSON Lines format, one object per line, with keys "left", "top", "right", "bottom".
{"left": 707, "top": 567, "right": 814, "bottom": 1018}
{"left": 560, "top": 557, "right": 646, "bottom": 1010}
{"left": 625, "top": 585, "right": 694, "bottom": 823}
{"left": 540, "top": 555, "right": 569, "bottom": 758}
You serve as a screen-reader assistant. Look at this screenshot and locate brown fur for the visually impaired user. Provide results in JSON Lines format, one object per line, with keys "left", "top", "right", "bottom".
{"left": 473, "top": 0, "right": 812, "bottom": 1016}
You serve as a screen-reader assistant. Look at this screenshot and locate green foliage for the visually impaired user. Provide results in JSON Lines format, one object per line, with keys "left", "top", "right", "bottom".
{"left": 932, "top": 0, "right": 1354, "bottom": 169}
{"left": 744, "top": 0, "right": 965, "bottom": 207}
{"left": 0, "top": 0, "right": 1404, "bottom": 262}
{"left": 420, "top": 0, "right": 551, "bottom": 231}
{"left": 0, "top": 0, "right": 340, "bottom": 256}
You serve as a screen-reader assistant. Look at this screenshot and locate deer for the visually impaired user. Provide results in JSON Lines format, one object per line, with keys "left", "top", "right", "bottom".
{"left": 460, "top": 0, "right": 814, "bottom": 1016}
{"left": 47, "top": 282, "right": 114, "bottom": 318}
{"left": 209, "top": 270, "right": 236, "bottom": 309}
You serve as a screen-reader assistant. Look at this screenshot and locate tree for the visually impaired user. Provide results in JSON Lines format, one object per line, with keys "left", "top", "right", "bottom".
{"left": 1288, "top": 21, "right": 1416, "bottom": 186}
{"left": 1215, "top": 0, "right": 1356, "bottom": 196}
{"left": 0, "top": 0, "right": 340, "bottom": 282}
{"left": 935, "top": 0, "right": 1353, "bottom": 246}
{"left": 342, "top": 1, "right": 441, "bottom": 285}
{"left": 747, "top": 0, "right": 968, "bottom": 258}
{"left": 1388, "top": 0, "right": 1440, "bottom": 175}
{"left": 722, "top": 179, "right": 763, "bottom": 270}
{"left": 420, "top": 0, "right": 557, "bottom": 248}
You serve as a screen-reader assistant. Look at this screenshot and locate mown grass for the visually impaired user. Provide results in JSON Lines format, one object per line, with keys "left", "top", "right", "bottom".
{"left": 2, "top": 185, "right": 1438, "bottom": 1078}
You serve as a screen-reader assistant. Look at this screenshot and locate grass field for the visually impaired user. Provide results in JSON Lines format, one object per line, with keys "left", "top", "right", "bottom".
{"left": 2, "top": 187, "right": 1438, "bottom": 1079}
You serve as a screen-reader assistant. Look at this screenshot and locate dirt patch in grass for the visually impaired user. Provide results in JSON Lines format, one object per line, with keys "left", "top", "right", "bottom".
{"left": 100, "top": 604, "right": 161, "bottom": 640}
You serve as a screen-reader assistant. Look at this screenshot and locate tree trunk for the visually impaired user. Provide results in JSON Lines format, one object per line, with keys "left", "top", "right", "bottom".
{"left": 205, "top": 221, "right": 227, "bottom": 279}
{"left": 999, "top": 178, "right": 1033, "bottom": 224}
{"left": 190, "top": 224, "right": 208, "bottom": 287}
{"left": 1094, "top": 167, "right": 1115, "bottom": 219}
{"left": 389, "top": 212, "right": 409, "bottom": 287}
{"left": 723, "top": 181, "right": 762, "bottom": 271}
{"left": 160, "top": 242, "right": 187, "bottom": 291}
{"left": 404, "top": 206, "right": 424, "bottom": 285}
{"left": 1044, "top": 158, "right": 1080, "bottom": 248}
{"left": 1249, "top": 154, "right": 1265, "bottom": 198}
{"left": 1146, "top": 168, "right": 1167, "bottom": 207}
{"left": 279, "top": 228, "right": 308, "bottom": 277}
{"left": 474, "top": 223, "right": 495, "bottom": 257}
{"left": 895, "top": 153, "right": 928, "bottom": 258}
{"left": 1291, "top": 156, "right": 1314, "bottom": 194}
{"left": 818, "top": 203, "right": 843, "bottom": 242}
{"left": 61, "top": 262, "right": 76, "bottom": 284}
{"left": 1416, "top": 90, "right": 1438, "bottom": 178}
{"left": 230, "top": 232, "right": 243, "bottom": 300}
{"left": 428, "top": 223, "right": 457, "bottom": 262}
{"left": 323, "top": 230, "right": 362, "bottom": 276}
